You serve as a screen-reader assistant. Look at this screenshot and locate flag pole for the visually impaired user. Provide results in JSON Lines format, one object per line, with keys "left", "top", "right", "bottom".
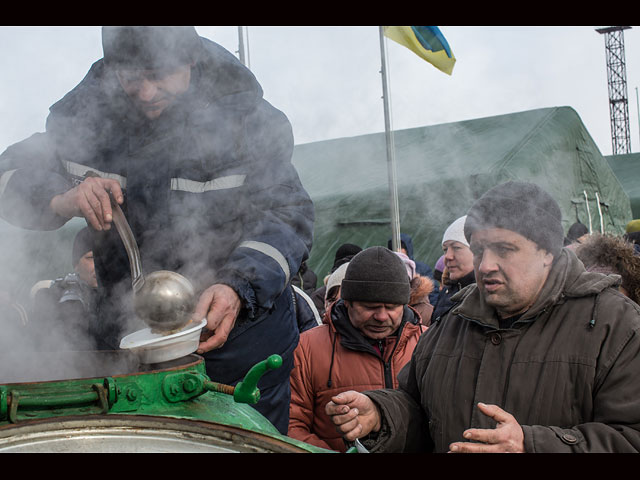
{"left": 237, "top": 27, "right": 250, "bottom": 68}
{"left": 378, "top": 26, "right": 402, "bottom": 252}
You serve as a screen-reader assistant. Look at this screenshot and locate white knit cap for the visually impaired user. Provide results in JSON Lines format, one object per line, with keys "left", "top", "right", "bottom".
{"left": 442, "top": 216, "right": 469, "bottom": 247}
{"left": 325, "top": 262, "right": 350, "bottom": 300}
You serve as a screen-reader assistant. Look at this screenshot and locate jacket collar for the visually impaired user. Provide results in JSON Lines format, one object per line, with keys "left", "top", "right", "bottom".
{"left": 446, "top": 270, "right": 476, "bottom": 289}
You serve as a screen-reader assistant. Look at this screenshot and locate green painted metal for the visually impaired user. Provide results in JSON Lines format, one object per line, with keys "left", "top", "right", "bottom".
{"left": 232, "top": 354, "right": 282, "bottom": 404}
{"left": 606, "top": 153, "right": 640, "bottom": 219}
{"left": 0, "top": 354, "right": 333, "bottom": 453}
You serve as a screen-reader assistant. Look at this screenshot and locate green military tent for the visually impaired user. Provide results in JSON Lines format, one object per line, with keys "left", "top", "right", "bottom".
{"left": 292, "top": 106, "right": 634, "bottom": 283}
{"left": 605, "top": 153, "right": 640, "bottom": 219}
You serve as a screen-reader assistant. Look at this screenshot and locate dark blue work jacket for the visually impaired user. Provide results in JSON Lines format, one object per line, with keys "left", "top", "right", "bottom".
{"left": 0, "top": 38, "right": 314, "bottom": 394}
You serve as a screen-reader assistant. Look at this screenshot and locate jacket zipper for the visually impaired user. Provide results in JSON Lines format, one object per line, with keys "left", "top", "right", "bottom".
{"left": 380, "top": 323, "right": 404, "bottom": 388}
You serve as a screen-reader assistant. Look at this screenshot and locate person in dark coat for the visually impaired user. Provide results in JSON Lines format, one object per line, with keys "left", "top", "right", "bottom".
{"left": 30, "top": 227, "right": 98, "bottom": 351}
{"left": 387, "top": 233, "right": 434, "bottom": 279}
{"left": 625, "top": 220, "right": 640, "bottom": 255}
{"left": 433, "top": 255, "right": 445, "bottom": 284}
{"left": 326, "top": 181, "right": 640, "bottom": 453}
{"left": 623, "top": 231, "right": 640, "bottom": 255}
{"left": 0, "top": 27, "right": 314, "bottom": 433}
{"left": 291, "top": 261, "right": 318, "bottom": 296}
{"left": 388, "top": 233, "right": 438, "bottom": 303}
{"left": 564, "top": 221, "right": 589, "bottom": 246}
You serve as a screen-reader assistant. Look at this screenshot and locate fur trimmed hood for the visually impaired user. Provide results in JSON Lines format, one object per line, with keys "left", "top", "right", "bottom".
{"left": 410, "top": 274, "right": 435, "bottom": 326}
{"left": 575, "top": 234, "right": 640, "bottom": 304}
{"left": 410, "top": 274, "right": 434, "bottom": 303}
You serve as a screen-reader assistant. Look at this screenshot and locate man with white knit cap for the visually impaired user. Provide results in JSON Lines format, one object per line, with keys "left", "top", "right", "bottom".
{"left": 430, "top": 215, "right": 476, "bottom": 323}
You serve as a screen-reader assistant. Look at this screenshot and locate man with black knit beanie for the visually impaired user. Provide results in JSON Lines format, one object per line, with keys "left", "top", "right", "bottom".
{"left": 326, "top": 181, "right": 640, "bottom": 454}
{"left": 340, "top": 246, "right": 411, "bottom": 307}
{"left": 288, "top": 246, "right": 425, "bottom": 452}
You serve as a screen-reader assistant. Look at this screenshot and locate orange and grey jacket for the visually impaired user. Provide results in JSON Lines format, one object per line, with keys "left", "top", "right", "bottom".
{"left": 288, "top": 300, "right": 425, "bottom": 452}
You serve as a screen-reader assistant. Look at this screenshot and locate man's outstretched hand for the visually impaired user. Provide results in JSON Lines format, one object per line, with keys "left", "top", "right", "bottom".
{"left": 448, "top": 403, "right": 525, "bottom": 453}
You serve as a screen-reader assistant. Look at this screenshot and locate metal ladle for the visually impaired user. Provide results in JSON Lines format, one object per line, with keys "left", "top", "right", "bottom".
{"left": 109, "top": 196, "right": 196, "bottom": 332}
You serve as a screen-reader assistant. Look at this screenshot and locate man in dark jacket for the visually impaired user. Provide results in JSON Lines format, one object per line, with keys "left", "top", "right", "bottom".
{"left": 326, "top": 181, "right": 640, "bottom": 453}
{"left": 0, "top": 27, "right": 314, "bottom": 434}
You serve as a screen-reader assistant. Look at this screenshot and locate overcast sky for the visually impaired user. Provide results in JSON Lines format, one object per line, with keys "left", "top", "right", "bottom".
{"left": 1, "top": 25, "right": 639, "bottom": 156}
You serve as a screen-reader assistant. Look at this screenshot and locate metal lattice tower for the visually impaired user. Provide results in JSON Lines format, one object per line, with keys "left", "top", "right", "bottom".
{"left": 596, "top": 26, "right": 632, "bottom": 154}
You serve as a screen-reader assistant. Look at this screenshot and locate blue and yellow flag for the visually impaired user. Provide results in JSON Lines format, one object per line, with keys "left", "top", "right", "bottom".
{"left": 383, "top": 26, "right": 456, "bottom": 75}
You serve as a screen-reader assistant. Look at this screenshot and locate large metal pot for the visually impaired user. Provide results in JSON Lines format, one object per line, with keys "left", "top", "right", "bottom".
{"left": 0, "top": 416, "right": 313, "bottom": 453}
{"left": 0, "top": 351, "right": 331, "bottom": 453}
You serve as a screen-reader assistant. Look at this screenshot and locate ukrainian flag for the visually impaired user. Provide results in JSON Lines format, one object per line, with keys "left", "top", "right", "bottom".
{"left": 383, "top": 26, "right": 456, "bottom": 75}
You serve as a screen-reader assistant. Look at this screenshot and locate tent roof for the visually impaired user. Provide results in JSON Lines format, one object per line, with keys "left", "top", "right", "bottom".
{"left": 292, "top": 106, "right": 633, "bottom": 278}
{"left": 606, "top": 153, "right": 640, "bottom": 218}
{"left": 295, "top": 107, "right": 586, "bottom": 198}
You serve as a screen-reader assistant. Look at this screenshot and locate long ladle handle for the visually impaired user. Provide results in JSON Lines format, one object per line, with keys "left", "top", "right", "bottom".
{"left": 109, "top": 194, "right": 145, "bottom": 294}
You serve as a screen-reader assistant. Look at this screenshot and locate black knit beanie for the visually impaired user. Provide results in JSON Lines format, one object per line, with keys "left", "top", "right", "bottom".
{"left": 464, "top": 181, "right": 564, "bottom": 258}
{"left": 567, "top": 222, "right": 589, "bottom": 242}
{"left": 340, "top": 246, "right": 411, "bottom": 305}
{"left": 330, "top": 243, "right": 362, "bottom": 273}
{"left": 102, "top": 26, "right": 203, "bottom": 70}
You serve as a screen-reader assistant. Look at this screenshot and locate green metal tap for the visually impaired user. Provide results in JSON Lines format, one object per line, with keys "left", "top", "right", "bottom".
{"left": 160, "top": 354, "right": 283, "bottom": 405}
{"left": 231, "top": 354, "right": 282, "bottom": 404}
{"left": 203, "top": 354, "right": 282, "bottom": 404}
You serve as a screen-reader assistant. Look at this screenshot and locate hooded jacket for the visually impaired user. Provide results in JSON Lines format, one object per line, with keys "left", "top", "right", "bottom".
{"left": 0, "top": 37, "right": 314, "bottom": 429}
{"left": 388, "top": 233, "right": 434, "bottom": 279}
{"left": 288, "top": 300, "right": 425, "bottom": 452}
{"left": 363, "top": 248, "right": 640, "bottom": 453}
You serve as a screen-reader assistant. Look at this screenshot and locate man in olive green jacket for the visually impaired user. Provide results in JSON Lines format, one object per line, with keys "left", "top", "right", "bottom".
{"left": 325, "top": 181, "right": 640, "bottom": 453}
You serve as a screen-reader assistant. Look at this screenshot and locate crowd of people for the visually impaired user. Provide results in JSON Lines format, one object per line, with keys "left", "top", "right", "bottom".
{"left": 314, "top": 183, "right": 640, "bottom": 453}
{"left": 1, "top": 26, "right": 640, "bottom": 454}
{"left": 284, "top": 194, "right": 640, "bottom": 453}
